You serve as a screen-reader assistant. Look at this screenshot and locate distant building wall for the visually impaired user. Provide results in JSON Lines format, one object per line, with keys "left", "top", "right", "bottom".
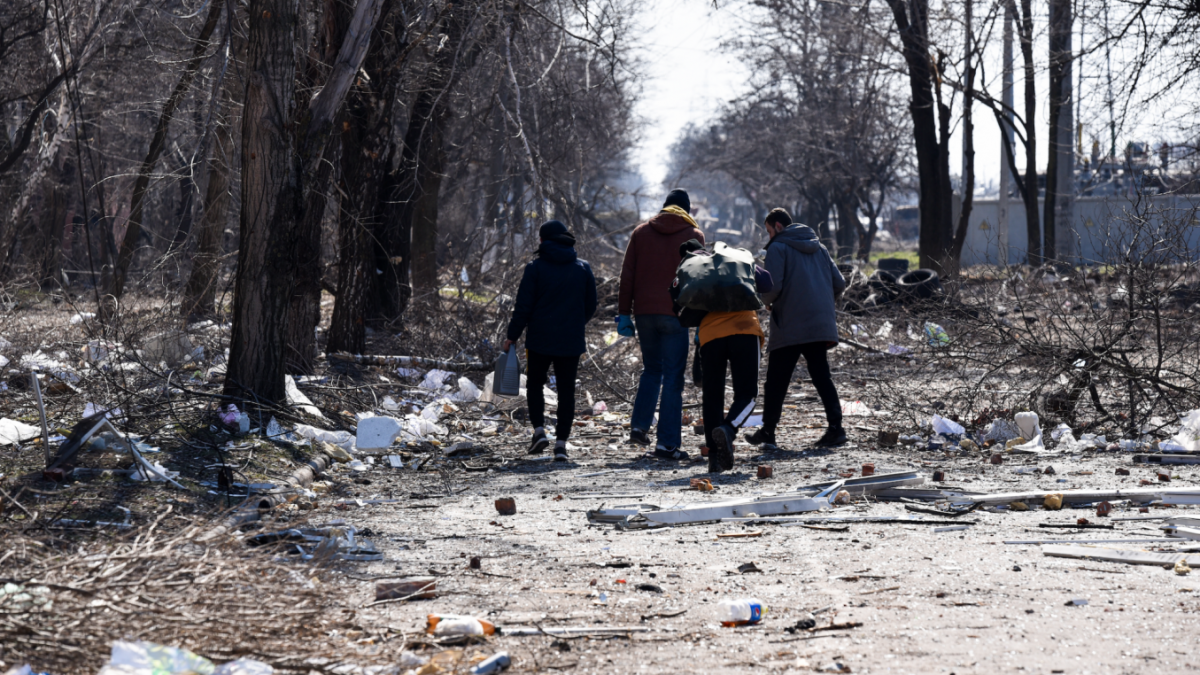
{"left": 959, "top": 195, "right": 1200, "bottom": 266}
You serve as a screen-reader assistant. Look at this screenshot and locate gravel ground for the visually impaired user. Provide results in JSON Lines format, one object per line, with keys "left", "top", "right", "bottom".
{"left": 342, "top": 414, "right": 1200, "bottom": 675}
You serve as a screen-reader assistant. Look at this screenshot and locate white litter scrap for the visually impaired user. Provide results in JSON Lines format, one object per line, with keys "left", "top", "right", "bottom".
{"left": 130, "top": 461, "right": 180, "bottom": 483}
{"left": 0, "top": 418, "right": 40, "bottom": 446}
{"left": 285, "top": 375, "right": 324, "bottom": 418}
{"left": 453, "top": 376, "right": 482, "bottom": 402}
{"left": 930, "top": 414, "right": 964, "bottom": 436}
{"left": 842, "top": 401, "right": 872, "bottom": 417}
{"left": 293, "top": 424, "right": 356, "bottom": 452}
{"left": 983, "top": 418, "right": 1021, "bottom": 443}
{"left": 356, "top": 415, "right": 403, "bottom": 450}
{"left": 98, "top": 640, "right": 273, "bottom": 675}
{"left": 1162, "top": 409, "right": 1200, "bottom": 453}
{"left": 420, "top": 369, "right": 456, "bottom": 390}
{"left": 1015, "top": 411, "right": 1042, "bottom": 441}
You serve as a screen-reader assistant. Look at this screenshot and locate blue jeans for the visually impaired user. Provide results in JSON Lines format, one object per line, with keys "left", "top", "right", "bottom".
{"left": 631, "top": 314, "right": 689, "bottom": 448}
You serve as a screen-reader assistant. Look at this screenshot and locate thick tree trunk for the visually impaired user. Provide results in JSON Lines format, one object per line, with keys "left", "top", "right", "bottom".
{"left": 282, "top": 143, "right": 338, "bottom": 373}
{"left": 883, "top": 0, "right": 954, "bottom": 274}
{"left": 225, "top": 0, "right": 301, "bottom": 402}
{"left": 225, "top": 0, "right": 383, "bottom": 401}
{"left": 106, "top": 0, "right": 222, "bottom": 317}
{"left": 282, "top": 0, "right": 353, "bottom": 373}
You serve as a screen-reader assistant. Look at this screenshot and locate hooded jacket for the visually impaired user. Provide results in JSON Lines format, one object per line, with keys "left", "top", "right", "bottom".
{"left": 760, "top": 224, "right": 846, "bottom": 352}
{"left": 618, "top": 208, "right": 706, "bottom": 316}
{"left": 506, "top": 240, "right": 598, "bottom": 357}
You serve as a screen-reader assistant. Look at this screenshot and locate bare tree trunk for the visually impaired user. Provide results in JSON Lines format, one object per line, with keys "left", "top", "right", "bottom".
{"left": 38, "top": 156, "right": 70, "bottom": 287}
{"left": 834, "top": 196, "right": 858, "bottom": 259}
{"left": 225, "top": 0, "right": 301, "bottom": 402}
{"left": 181, "top": 94, "right": 234, "bottom": 321}
{"left": 328, "top": 0, "right": 405, "bottom": 351}
{"left": 1017, "top": 0, "right": 1040, "bottom": 264}
{"left": 947, "top": 0, "right": 976, "bottom": 277}
{"left": 1042, "top": 0, "right": 1071, "bottom": 263}
{"left": 225, "top": 0, "right": 384, "bottom": 401}
{"left": 106, "top": 0, "right": 222, "bottom": 318}
{"left": 282, "top": 0, "right": 354, "bottom": 373}
{"left": 883, "top": 0, "right": 954, "bottom": 275}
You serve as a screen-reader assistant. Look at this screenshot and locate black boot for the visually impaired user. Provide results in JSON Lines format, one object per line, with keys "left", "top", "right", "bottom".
{"left": 814, "top": 426, "right": 847, "bottom": 447}
{"left": 744, "top": 427, "right": 777, "bottom": 450}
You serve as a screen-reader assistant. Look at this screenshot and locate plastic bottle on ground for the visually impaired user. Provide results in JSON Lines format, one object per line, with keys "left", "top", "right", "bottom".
{"left": 717, "top": 598, "right": 767, "bottom": 626}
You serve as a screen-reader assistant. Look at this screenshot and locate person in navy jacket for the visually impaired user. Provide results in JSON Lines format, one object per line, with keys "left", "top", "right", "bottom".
{"left": 503, "top": 220, "right": 598, "bottom": 461}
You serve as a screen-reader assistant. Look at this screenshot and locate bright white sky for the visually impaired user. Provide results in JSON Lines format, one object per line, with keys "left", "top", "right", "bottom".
{"left": 629, "top": 0, "right": 1121, "bottom": 202}
{"left": 632, "top": 0, "right": 748, "bottom": 197}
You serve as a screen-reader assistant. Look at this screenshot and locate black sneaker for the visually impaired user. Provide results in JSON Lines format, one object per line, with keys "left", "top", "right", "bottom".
{"left": 814, "top": 426, "right": 847, "bottom": 447}
{"left": 711, "top": 424, "right": 735, "bottom": 471}
{"left": 744, "top": 427, "right": 777, "bottom": 450}
{"left": 553, "top": 444, "right": 568, "bottom": 462}
{"left": 651, "top": 445, "right": 689, "bottom": 461}
{"left": 529, "top": 429, "right": 550, "bottom": 454}
{"left": 629, "top": 428, "right": 651, "bottom": 446}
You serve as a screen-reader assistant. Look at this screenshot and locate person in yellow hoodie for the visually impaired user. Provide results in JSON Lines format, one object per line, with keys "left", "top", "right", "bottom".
{"left": 673, "top": 240, "right": 773, "bottom": 473}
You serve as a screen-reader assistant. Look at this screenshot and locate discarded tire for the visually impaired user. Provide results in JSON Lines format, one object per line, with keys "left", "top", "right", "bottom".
{"left": 868, "top": 270, "right": 899, "bottom": 301}
{"left": 896, "top": 268, "right": 943, "bottom": 300}
{"left": 876, "top": 257, "right": 909, "bottom": 273}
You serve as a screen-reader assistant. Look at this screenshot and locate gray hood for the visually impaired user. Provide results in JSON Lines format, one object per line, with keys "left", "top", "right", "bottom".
{"left": 771, "top": 224, "right": 822, "bottom": 254}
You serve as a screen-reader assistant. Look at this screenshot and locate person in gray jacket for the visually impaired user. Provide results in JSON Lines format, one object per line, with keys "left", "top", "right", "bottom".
{"left": 745, "top": 208, "right": 848, "bottom": 449}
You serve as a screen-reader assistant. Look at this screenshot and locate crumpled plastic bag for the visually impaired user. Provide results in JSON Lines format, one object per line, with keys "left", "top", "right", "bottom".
{"left": 930, "top": 414, "right": 964, "bottom": 436}
{"left": 1015, "top": 411, "right": 1041, "bottom": 442}
{"left": 294, "top": 424, "right": 356, "bottom": 452}
{"left": 419, "top": 369, "right": 456, "bottom": 390}
{"left": 452, "top": 377, "right": 481, "bottom": 402}
{"left": 98, "top": 640, "right": 273, "bottom": 675}
{"left": 983, "top": 418, "right": 1021, "bottom": 443}
{"left": 923, "top": 322, "right": 950, "bottom": 347}
{"left": 841, "top": 400, "right": 872, "bottom": 417}
{"left": 402, "top": 417, "right": 447, "bottom": 440}
{"left": 1162, "top": 409, "right": 1200, "bottom": 453}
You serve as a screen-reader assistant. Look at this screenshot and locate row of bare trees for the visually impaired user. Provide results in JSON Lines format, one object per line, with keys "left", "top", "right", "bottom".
{"left": 671, "top": 0, "right": 1200, "bottom": 274}
{"left": 0, "top": 0, "right": 640, "bottom": 403}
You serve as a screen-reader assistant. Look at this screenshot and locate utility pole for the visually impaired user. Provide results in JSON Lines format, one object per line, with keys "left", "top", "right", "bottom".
{"left": 998, "top": 0, "right": 1014, "bottom": 265}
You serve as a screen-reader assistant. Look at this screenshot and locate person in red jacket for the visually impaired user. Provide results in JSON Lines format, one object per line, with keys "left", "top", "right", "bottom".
{"left": 617, "top": 189, "right": 705, "bottom": 459}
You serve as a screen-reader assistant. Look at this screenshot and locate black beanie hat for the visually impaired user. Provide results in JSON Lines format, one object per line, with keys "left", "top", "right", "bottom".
{"left": 663, "top": 189, "right": 691, "bottom": 214}
{"left": 539, "top": 219, "right": 575, "bottom": 245}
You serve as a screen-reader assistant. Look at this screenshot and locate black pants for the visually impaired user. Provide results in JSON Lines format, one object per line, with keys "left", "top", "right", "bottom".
{"left": 526, "top": 350, "right": 579, "bottom": 442}
{"left": 701, "top": 334, "right": 761, "bottom": 446}
{"left": 761, "top": 342, "right": 842, "bottom": 432}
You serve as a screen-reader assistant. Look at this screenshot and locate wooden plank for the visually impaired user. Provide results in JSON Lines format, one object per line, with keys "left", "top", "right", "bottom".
{"left": 1042, "top": 544, "right": 1200, "bottom": 567}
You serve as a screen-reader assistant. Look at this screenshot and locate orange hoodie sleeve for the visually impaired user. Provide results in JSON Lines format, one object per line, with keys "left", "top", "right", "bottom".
{"left": 618, "top": 226, "right": 639, "bottom": 315}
